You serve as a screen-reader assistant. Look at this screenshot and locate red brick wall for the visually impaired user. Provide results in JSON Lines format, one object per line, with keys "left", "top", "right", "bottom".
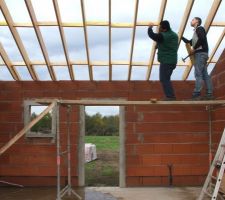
{"left": 0, "top": 78, "right": 222, "bottom": 186}
{"left": 211, "top": 49, "right": 225, "bottom": 155}
{"left": 125, "top": 104, "right": 210, "bottom": 186}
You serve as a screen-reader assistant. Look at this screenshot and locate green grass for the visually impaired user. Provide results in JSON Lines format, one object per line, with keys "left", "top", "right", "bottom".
{"left": 85, "top": 135, "right": 119, "bottom": 151}
{"left": 85, "top": 135, "right": 119, "bottom": 186}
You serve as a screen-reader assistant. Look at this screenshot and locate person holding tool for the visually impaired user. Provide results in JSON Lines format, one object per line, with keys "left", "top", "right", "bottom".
{"left": 181, "top": 17, "right": 214, "bottom": 100}
{"left": 147, "top": 20, "right": 178, "bottom": 101}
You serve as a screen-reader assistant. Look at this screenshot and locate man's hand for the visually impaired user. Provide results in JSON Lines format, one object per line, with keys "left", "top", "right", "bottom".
{"left": 189, "top": 48, "right": 195, "bottom": 55}
{"left": 149, "top": 22, "right": 154, "bottom": 29}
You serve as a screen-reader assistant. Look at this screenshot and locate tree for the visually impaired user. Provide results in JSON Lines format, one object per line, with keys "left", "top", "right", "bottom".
{"left": 30, "top": 112, "right": 52, "bottom": 133}
{"left": 85, "top": 113, "right": 119, "bottom": 136}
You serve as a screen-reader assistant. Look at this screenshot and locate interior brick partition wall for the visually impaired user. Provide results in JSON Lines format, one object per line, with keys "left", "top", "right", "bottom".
{"left": 0, "top": 50, "right": 224, "bottom": 187}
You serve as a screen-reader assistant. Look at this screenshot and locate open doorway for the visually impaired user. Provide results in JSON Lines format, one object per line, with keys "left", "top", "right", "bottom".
{"left": 85, "top": 106, "right": 119, "bottom": 186}
{"left": 78, "top": 105, "right": 125, "bottom": 187}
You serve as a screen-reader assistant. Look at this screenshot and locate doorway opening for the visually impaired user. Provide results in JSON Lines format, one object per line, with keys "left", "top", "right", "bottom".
{"left": 84, "top": 106, "right": 119, "bottom": 186}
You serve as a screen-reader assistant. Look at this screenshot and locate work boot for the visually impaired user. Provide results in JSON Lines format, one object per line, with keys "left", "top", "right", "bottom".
{"left": 162, "top": 97, "right": 176, "bottom": 101}
{"left": 202, "top": 94, "right": 215, "bottom": 100}
{"left": 191, "top": 94, "right": 202, "bottom": 101}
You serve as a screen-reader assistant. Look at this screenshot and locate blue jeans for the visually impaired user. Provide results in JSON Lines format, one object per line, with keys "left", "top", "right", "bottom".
{"left": 193, "top": 52, "right": 213, "bottom": 96}
{"left": 160, "top": 63, "right": 176, "bottom": 98}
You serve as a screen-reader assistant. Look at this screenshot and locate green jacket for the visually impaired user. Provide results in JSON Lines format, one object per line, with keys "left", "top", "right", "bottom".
{"left": 157, "top": 30, "right": 178, "bottom": 64}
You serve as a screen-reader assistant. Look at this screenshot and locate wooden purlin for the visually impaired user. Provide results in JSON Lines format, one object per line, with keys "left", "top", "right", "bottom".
{"left": 212, "top": 22, "right": 225, "bottom": 27}
{"left": 53, "top": 0, "right": 74, "bottom": 81}
{"left": 128, "top": 0, "right": 139, "bottom": 81}
{"left": 1, "top": 21, "right": 160, "bottom": 28}
{"left": 0, "top": 42, "right": 20, "bottom": 80}
{"left": 0, "top": 0, "right": 38, "bottom": 80}
{"left": 0, "top": 101, "right": 56, "bottom": 156}
{"left": 80, "top": 0, "right": 92, "bottom": 81}
{"left": 146, "top": 0, "right": 167, "bottom": 81}
{"left": 182, "top": 0, "right": 223, "bottom": 80}
{"left": 25, "top": 0, "right": 56, "bottom": 81}
{"left": 3, "top": 60, "right": 217, "bottom": 67}
{"left": 6, "top": 60, "right": 214, "bottom": 67}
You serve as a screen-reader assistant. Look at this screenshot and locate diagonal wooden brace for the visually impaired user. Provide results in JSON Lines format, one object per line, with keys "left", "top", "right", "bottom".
{"left": 0, "top": 101, "right": 57, "bottom": 156}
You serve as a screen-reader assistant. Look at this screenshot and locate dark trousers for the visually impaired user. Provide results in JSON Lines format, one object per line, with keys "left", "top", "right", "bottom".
{"left": 159, "top": 63, "right": 176, "bottom": 98}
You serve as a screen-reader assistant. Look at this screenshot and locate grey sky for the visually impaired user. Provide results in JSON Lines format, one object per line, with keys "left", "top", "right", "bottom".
{"left": 1, "top": 0, "right": 224, "bottom": 81}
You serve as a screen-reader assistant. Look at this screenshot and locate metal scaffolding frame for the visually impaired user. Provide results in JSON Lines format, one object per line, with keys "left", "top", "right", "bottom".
{"left": 56, "top": 104, "right": 82, "bottom": 200}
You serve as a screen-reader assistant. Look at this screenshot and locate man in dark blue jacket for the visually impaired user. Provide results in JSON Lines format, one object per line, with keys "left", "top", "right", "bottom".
{"left": 182, "top": 17, "right": 214, "bottom": 100}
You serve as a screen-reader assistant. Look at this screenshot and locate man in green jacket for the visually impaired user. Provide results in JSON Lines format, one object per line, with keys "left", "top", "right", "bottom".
{"left": 148, "top": 20, "right": 178, "bottom": 101}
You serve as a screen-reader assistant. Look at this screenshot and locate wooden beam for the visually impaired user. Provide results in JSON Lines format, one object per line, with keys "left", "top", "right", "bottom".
{"left": 52, "top": 0, "right": 74, "bottom": 80}
{"left": 177, "top": 0, "right": 195, "bottom": 81}
{"left": 0, "top": 101, "right": 56, "bottom": 156}
{"left": 35, "top": 99, "right": 225, "bottom": 106}
{"left": 3, "top": 20, "right": 224, "bottom": 29}
{"left": 128, "top": 0, "right": 139, "bottom": 81}
{"left": 2, "top": 21, "right": 159, "bottom": 28}
{"left": 109, "top": 0, "right": 112, "bottom": 81}
{"left": 211, "top": 22, "right": 225, "bottom": 27}
{"left": 8, "top": 60, "right": 201, "bottom": 67}
{"left": 25, "top": 0, "right": 56, "bottom": 81}
{"left": 0, "top": 0, "right": 38, "bottom": 80}
{"left": 146, "top": 0, "right": 167, "bottom": 80}
{"left": 204, "top": 0, "right": 222, "bottom": 32}
{"left": 80, "top": 0, "right": 92, "bottom": 80}
{"left": 178, "top": 0, "right": 195, "bottom": 44}
{"left": 208, "top": 28, "right": 225, "bottom": 64}
{"left": 0, "top": 42, "right": 20, "bottom": 80}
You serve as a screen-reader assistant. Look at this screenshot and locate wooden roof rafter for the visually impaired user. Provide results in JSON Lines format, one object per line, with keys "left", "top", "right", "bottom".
{"left": 178, "top": 0, "right": 195, "bottom": 44}
{"left": 0, "top": 42, "right": 20, "bottom": 80}
{"left": 207, "top": 27, "right": 225, "bottom": 65}
{"left": 109, "top": 0, "right": 112, "bottom": 81}
{"left": 80, "top": 0, "right": 92, "bottom": 81}
{"left": 128, "top": 0, "right": 139, "bottom": 81}
{"left": 177, "top": 0, "right": 195, "bottom": 80}
{"left": 52, "top": 0, "right": 74, "bottom": 81}
{"left": 146, "top": 0, "right": 167, "bottom": 81}
{"left": 25, "top": 0, "right": 56, "bottom": 81}
{"left": 0, "top": 0, "right": 38, "bottom": 80}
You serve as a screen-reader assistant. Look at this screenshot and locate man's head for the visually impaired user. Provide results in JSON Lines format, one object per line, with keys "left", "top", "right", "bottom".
{"left": 191, "top": 17, "right": 202, "bottom": 27}
{"left": 159, "top": 20, "right": 171, "bottom": 32}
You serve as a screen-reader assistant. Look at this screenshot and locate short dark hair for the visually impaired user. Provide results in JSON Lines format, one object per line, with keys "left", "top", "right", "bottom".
{"left": 160, "top": 20, "right": 171, "bottom": 30}
{"left": 195, "top": 17, "right": 202, "bottom": 26}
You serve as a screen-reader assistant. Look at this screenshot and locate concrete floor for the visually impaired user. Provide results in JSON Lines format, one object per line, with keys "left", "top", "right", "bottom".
{"left": 0, "top": 186, "right": 202, "bottom": 200}
{"left": 91, "top": 187, "right": 201, "bottom": 200}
